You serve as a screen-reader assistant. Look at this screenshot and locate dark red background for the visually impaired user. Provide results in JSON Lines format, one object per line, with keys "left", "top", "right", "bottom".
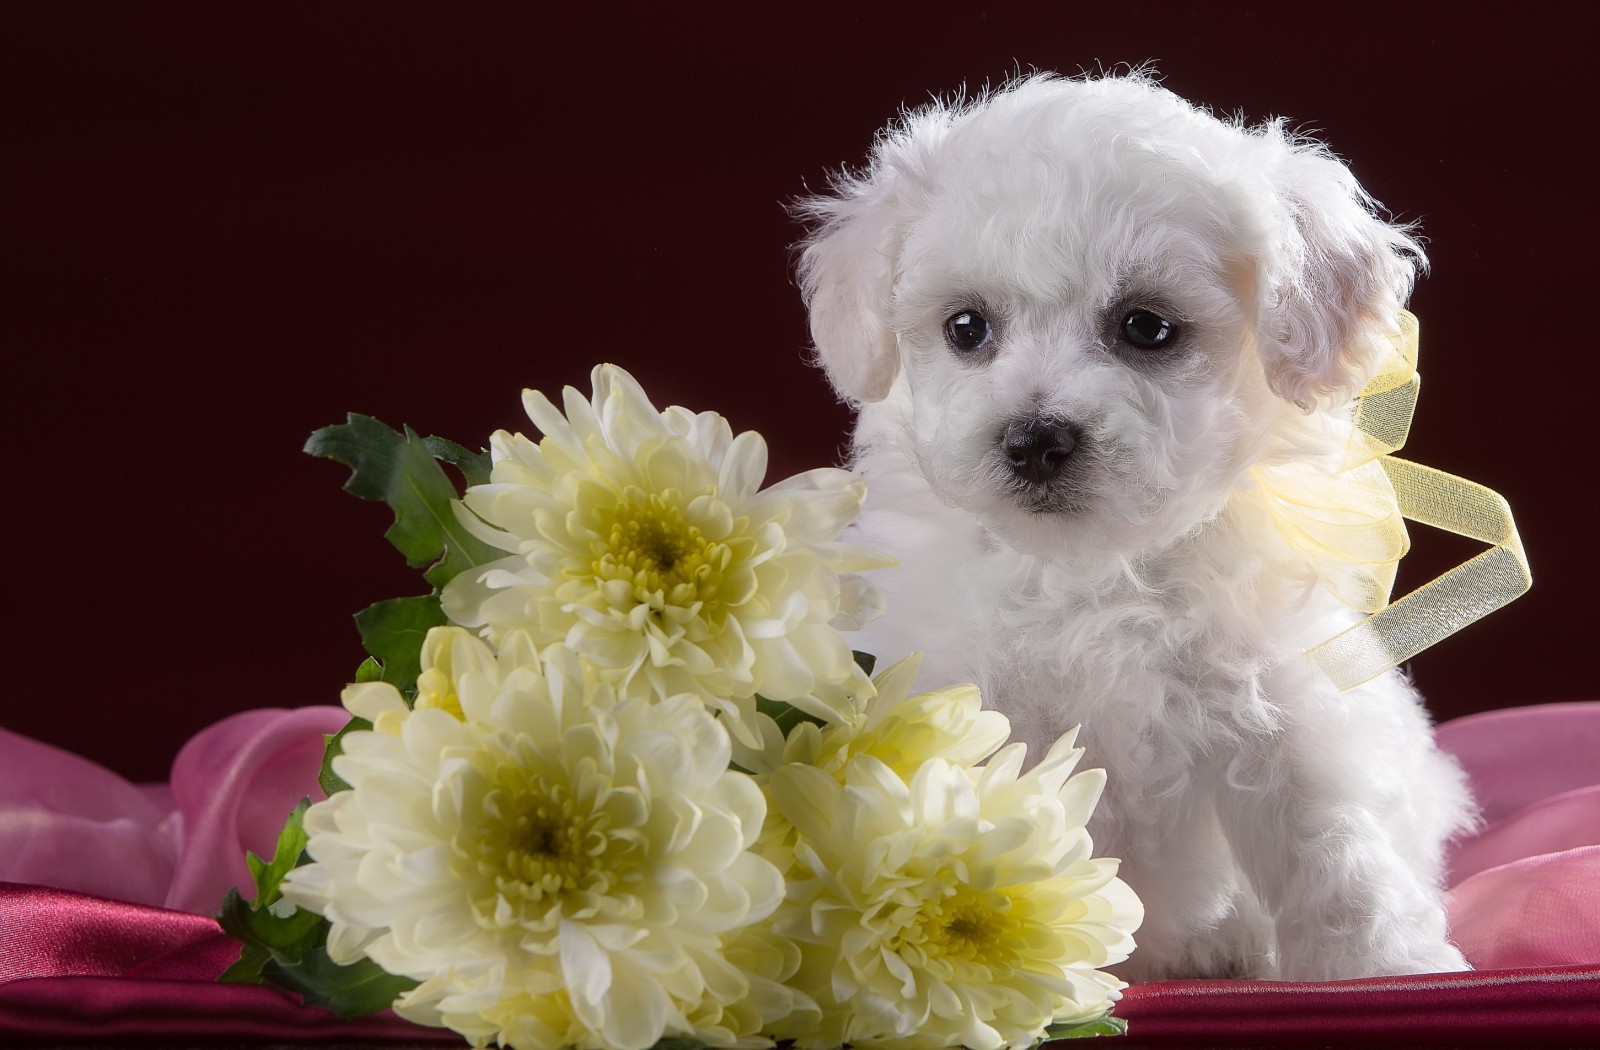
{"left": 6, "top": 4, "right": 1592, "bottom": 781}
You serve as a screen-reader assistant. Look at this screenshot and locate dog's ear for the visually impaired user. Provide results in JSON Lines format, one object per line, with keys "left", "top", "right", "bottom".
{"left": 798, "top": 94, "right": 961, "bottom": 406}
{"left": 1253, "top": 137, "right": 1425, "bottom": 410}
{"left": 795, "top": 172, "right": 907, "bottom": 404}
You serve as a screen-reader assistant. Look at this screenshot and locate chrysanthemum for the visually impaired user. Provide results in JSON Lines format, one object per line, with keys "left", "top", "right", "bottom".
{"left": 730, "top": 653, "right": 1014, "bottom": 875}
{"left": 281, "top": 633, "right": 803, "bottom": 1050}
{"left": 732, "top": 653, "right": 1012, "bottom": 781}
{"left": 440, "top": 364, "right": 890, "bottom": 745}
{"left": 765, "top": 729, "right": 1142, "bottom": 1050}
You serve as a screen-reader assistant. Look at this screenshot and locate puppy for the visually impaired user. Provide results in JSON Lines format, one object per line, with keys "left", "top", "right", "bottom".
{"left": 797, "top": 73, "right": 1474, "bottom": 982}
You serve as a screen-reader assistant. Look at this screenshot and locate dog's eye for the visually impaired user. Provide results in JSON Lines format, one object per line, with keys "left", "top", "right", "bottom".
{"left": 1121, "top": 310, "right": 1177, "bottom": 350}
{"left": 944, "top": 310, "right": 993, "bottom": 354}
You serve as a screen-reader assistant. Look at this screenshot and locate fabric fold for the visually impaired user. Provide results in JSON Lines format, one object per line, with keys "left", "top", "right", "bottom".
{"left": 0, "top": 707, "right": 347, "bottom": 915}
{"left": 1, "top": 700, "right": 1597, "bottom": 1041}
{"left": 0, "top": 729, "right": 179, "bottom": 908}
{"left": 163, "top": 706, "right": 348, "bottom": 913}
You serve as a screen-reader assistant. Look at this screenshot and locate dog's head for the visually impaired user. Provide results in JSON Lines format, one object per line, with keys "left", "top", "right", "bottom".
{"left": 799, "top": 73, "right": 1422, "bottom": 560}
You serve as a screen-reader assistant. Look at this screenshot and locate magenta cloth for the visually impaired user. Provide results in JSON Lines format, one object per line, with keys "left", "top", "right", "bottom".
{"left": 0, "top": 884, "right": 458, "bottom": 1043}
{"left": 0, "top": 883, "right": 1595, "bottom": 1047}
{"left": 0, "top": 728, "right": 180, "bottom": 908}
{"left": 0, "top": 706, "right": 347, "bottom": 913}
{"left": 1439, "top": 702, "right": 1600, "bottom": 969}
{"left": 0, "top": 700, "right": 1597, "bottom": 1044}
{"left": 1115, "top": 964, "right": 1600, "bottom": 1047}
{"left": 1436, "top": 702, "right": 1600, "bottom": 824}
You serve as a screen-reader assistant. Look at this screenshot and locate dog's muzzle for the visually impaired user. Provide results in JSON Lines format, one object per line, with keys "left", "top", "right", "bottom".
{"left": 1001, "top": 418, "right": 1081, "bottom": 486}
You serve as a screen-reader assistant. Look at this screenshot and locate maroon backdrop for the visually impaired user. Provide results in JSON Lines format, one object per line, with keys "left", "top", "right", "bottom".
{"left": 6, "top": 4, "right": 1591, "bottom": 781}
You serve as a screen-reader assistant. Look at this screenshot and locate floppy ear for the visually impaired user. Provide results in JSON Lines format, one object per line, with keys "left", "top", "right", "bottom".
{"left": 797, "top": 97, "right": 959, "bottom": 405}
{"left": 1253, "top": 134, "right": 1425, "bottom": 410}
{"left": 795, "top": 173, "right": 907, "bottom": 405}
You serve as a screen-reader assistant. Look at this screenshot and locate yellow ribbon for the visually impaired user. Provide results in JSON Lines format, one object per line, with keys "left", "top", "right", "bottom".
{"left": 1251, "top": 311, "right": 1531, "bottom": 691}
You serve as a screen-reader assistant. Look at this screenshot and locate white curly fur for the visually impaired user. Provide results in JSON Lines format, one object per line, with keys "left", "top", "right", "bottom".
{"left": 799, "top": 72, "right": 1475, "bottom": 982}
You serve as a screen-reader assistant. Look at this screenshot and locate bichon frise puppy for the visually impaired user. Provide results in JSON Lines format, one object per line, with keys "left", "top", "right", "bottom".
{"left": 798, "top": 72, "right": 1474, "bottom": 982}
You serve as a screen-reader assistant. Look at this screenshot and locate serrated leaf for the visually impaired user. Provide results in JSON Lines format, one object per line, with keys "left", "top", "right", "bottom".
{"left": 424, "top": 435, "right": 493, "bottom": 487}
{"left": 305, "top": 414, "right": 503, "bottom": 589}
{"left": 853, "top": 650, "right": 877, "bottom": 677}
{"left": 354, "top": 594, "right": 447, "bottom": 693}
{"left": 319, "top": 716, "right": 372, "bottom": 796}
{"left": 755, "top": 695, "right": 829, "bottom": 738}
{"left": 216, "top": 801, "right": 326, "bottom": 967}
{"left": 225, "top": 888, "right": 323, "bottom": 949}
{"left": 247, "top": 799, "right": 311, "bottom": 909}
{"left": 215, "top": 802, "right": 417, "bottom": 1015}
{"left": 1041, "top": 1013, "right": 1128, "bottom": 1041}
{"left": 217, "top": 883, "right": 323, "bottom": 962}
{"left": 263, "top": 947, "right": 419, "bottom": 1018}
{"left": 218, "top": 941, "right": 272, "bottom": 984}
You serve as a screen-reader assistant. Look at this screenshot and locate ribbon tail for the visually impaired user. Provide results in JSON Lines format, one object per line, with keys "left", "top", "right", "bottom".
{"left": 1306, "top": 457, "right": 1532, "bottom": 691}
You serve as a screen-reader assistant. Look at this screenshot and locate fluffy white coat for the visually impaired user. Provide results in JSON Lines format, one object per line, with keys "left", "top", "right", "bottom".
{"left": 798, "top": 73, "right": 1475, "bottom": 982}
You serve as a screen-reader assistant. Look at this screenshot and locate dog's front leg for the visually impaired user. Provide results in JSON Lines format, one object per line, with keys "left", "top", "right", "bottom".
{"left": 1209, "top": 714, "right": 1470, "bottom": 980}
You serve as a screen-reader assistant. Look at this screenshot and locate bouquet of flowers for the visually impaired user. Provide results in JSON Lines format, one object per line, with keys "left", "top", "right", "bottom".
{"left": 216, "top": 365, "right": 1144, "bottom": 1050}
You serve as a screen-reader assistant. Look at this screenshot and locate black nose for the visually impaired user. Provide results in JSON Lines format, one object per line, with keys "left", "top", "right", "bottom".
{"left": 1002, "top": 419, "right": 1078, "bottom": 485}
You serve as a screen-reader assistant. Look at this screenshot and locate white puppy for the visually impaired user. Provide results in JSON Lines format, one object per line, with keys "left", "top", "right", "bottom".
{"left": 797, "top": 73, "right": 1474, "bottom": 982}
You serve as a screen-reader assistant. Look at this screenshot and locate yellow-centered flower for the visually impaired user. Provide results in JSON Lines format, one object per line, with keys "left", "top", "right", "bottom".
{"left": 729, "top": 653, "right": 1014, "bottom": 875}
{"left": 441, "top": 364, "right": 890, "bottom": 745}
{"left": 765, "top": 729, "right": 1142, "bottom": 1050}
{"left": 732, "top": 653, "right": 1012, "bottom": 781}
{"left": 282, "top": 636, "right": 805, "bottom": 1050}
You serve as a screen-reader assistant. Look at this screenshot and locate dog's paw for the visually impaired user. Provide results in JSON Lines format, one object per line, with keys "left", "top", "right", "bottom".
{"left": 1278, "top": 937, "right": 1472, "bottom": 981}
{"left": 1388, "top": 943, "right": 1472, "bottom": 976}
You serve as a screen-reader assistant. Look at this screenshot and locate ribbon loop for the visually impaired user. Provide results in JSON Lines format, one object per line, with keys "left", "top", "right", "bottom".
{"left": 1268, "top": 311, "right": 1531, "bottom": 690}
{"left": 1307, "top": 456, "right": 1530, "bottom": 690}
{"left": 1342, "top": 308, "right": 1421, "bottom": 469}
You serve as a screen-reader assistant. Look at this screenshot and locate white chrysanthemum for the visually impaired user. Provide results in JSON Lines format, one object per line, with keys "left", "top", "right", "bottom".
{"left": 440, "top": 364, "right": 891, "bottom": 745}
{"left": 281, "top": 630, "right": 804, "bottom": 1050}
{"left": 766, "top": 730, "right": 1143, "bottom": 1050}
{"left": 732, "top": 653, "right": 1012, "bottom": 781}
{"left": 730, "top": 654, "right": 1013, "bottom": 875}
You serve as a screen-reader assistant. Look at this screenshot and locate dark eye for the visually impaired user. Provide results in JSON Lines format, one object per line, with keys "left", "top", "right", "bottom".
{"left": 1121, "top": 310, "right": 1177, "bottom": 350}
{"left": 944, "top": 310, "right": 993, "bottom": 354}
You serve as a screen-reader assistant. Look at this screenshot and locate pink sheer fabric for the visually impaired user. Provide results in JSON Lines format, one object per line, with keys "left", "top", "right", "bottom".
{"left": 0, "top": 707, "right": 347, "bottom": 914}
{"left": 1439, "top": 703, "right": 1600, "bottom": 969}
{"left": 0, "top": 700, "right": 1596, "bottom": 1043}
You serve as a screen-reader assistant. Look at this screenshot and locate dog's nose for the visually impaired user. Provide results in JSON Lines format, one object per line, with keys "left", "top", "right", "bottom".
{"left": 1002, "top": 419, "right": 1078, "bottom": 484}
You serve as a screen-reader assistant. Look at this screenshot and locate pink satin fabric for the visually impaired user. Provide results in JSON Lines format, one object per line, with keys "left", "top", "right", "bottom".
{"left": 1117, "top": 964, "right": 1600, "bottom": 1047}
{"left": 0, "top": 701, "right": 1596, "bottom": 1043}
{"left": 0, "top": 883, "right": 457, "bottom": 1042}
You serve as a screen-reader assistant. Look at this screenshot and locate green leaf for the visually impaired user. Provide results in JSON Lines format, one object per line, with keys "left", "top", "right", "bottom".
{"left": 262, "top": 947, "right": 419, "bottom": 1018}
{"left": 353, "top": 656, "right": 385, "bottom": 683}
{"left": 1041, "top": 1013, "right": 1128, "bottom": 1041}
{"left": 318, "top": 716, "right": 372, "bottom": 796}
{"left": 354, "top": 594, "right": 447, "bottom": 693}
{"left": 755, "top": 695, "right": 829, "bottom": 738}
{"left": 217, "top": 942, "right": 271, "bottom": 984}
{"left": 424, "top": 435, "right": 493, "bottom": 487}
{"left": 215, "top": 801, "right": 418, "bottom": 1017}
{"left": 216, "top": 802, "right": 324, "bottom": 965}
{"left": 247, "top": 799, "right": 311, "bottom": 909}
{"left": 305, "top": 414, "right": 503, "bottom": 589}
{"left": 217, "top": 884, "right": 321, "bottom": 963}
{"left": 852, "top": 650, "right": 877, "bottom": 677}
